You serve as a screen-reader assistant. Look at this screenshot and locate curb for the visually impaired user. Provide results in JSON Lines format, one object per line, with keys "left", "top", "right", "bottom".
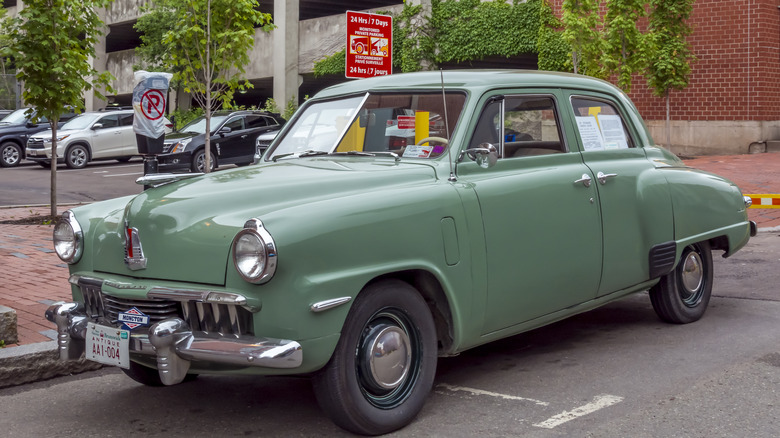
{"left": 0, "top": 341, "right": 102, "bottom": 389}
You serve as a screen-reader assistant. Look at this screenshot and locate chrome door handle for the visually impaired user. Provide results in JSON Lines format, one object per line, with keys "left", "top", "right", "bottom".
{"left": 597, "top": 171, "right": 617, "bottom": 184}
{"left": 574, "top": 174, "right": 592, "bottom": 187}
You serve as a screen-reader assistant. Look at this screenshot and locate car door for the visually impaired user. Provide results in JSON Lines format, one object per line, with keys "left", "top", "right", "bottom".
{"left": 565, "top": 93, "right": 674, "bottom": 296}
{"left": 457, "top": 92, "right": 604, "bottom": 334}
{"left": 118, "top": 112, "right": 138, "bottom": 156}
{"left": 90, "top": 114, "right": 122, "bottom": 159}
{"left": 213, "top": 115, "right": 251, "bottom": 163}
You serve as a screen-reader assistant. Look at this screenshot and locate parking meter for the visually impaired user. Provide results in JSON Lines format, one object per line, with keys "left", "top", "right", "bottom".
{"left": 132, "top": 71, "right": 172, "bottom": 185}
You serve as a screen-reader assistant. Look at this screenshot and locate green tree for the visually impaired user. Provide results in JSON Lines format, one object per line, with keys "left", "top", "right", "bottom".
{"left": 5, "top": 0, "right": 113, "bottom": 216}
{"left": 537, "top": 0, "right": 572, "bottom": 73}
{"left": 561, "top": 0, "right": 604, "bottom": 76}
{"left": 134, "top": 5, "right": 178, "bottom": 72}
{"left": 603, "top": 0, "right": 647, "bottom": 91}
{"left": 646, "top": 0, "right": 695, "bottom": 149}
{"left": 159, "top": 0, "right": 272, "bottom": 172}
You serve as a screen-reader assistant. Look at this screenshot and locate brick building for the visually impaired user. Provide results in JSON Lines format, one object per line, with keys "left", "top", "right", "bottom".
{"left": 551, "top": 0, "right": 780, "bottom": 155}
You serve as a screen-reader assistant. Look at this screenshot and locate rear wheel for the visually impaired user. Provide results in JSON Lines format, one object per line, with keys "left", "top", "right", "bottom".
{"left": 65, "top": 144, "right": 89, "bottom": 169}
{"left": 650, "top": 241, "right": 713, "bottom": 324}
{"left": 312, "top": 280, "right": 437, "bottom": 435}
{"left": 0, "top": 142, "right": 22, "bottom": 167}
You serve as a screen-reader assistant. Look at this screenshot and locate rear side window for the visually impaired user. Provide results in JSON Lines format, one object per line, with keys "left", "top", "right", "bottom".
{"left": 119, "top": 113, "right": 134, "bottom": 126}
{"left": 570, "top": 97, "right": 634, "bottom": 150}
{"left": 246, "top": 115, "right": 268, "bottom": 128}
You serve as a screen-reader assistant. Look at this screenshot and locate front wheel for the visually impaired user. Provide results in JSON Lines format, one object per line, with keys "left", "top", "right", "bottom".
{"left": 312, "top": 280, "right": 437, "bottom": 435}
{"left": 0, "top": 142, "right": 22, "bottom": 167}
{"left": 65, "top": 144, "right": 89, "bottom": 169}
{"left": 191, "top": 149, "right": 217, "bottom": 173}
{"left": 649, "top": 241, "right": 713, "bottom": 324}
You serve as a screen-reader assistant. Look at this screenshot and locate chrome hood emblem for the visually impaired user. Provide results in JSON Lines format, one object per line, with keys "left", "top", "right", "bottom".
{"left": 124, "top": 222, "right": 147, "bottom": 270}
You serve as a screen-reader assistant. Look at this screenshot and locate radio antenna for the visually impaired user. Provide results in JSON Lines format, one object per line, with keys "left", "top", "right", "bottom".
{"left": 440, "top": 69, "right": 456, "bottom": 182}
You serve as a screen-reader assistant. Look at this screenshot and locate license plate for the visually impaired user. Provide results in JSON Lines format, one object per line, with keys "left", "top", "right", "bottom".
{"left": 28, "top": 150, "right": 40, "bottom": 156}
{"left": 86, "top": 322, "right": 130, "bottom": 369}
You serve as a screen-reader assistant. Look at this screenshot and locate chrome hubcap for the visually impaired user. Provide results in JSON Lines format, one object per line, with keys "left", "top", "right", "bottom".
{"left": 365, "top": 325, "right": 411, "bottom": 390}
{"left": 70, "top": 149, "right": 86, "bottom": 167}
{"left": 681, "top": 251, "right": 703, "bottom": 293}
{"left": 2, "top": 146, "right": 19, "bottom": 165}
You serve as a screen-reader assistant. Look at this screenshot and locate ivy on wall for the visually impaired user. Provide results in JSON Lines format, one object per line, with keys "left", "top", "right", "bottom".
{"left": 313, "top": 0, "right": 572, "bottom": 77}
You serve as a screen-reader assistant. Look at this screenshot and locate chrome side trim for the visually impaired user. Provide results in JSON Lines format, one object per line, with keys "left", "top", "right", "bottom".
{"left": 310, "top": 296, "right": 352, "bottom": 313}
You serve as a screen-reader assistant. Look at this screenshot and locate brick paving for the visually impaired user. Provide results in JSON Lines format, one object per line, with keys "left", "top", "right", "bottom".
{"left": 1, "top": 153, "right": 779, "bottom": 349}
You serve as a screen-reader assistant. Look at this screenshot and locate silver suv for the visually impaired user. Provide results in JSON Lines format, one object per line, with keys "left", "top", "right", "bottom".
{"left": 26, "top": 109, "right": 137, "bottom": 169}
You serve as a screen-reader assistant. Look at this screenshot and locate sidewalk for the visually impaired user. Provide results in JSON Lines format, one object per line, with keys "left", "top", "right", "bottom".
{"left": 1, "top": 152, "right": 779, "bottom": 379}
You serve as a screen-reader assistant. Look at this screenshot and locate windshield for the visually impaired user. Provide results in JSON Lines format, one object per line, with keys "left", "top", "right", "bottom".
{"left": 179, "top": 115, "right": 230, "bottom": 134}
{"left": 62, "top": 113, "right": 101, "bottom": 131}
{"left": 1, "top": 109, "right": 33, "bottom": 124}
{"left": 268, "top": 91, "right": 466, "bottom": 160}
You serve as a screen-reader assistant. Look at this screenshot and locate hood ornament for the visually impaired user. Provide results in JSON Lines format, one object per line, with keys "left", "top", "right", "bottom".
{"left": 124, "top": 222, "right": 147, "bottom": 270}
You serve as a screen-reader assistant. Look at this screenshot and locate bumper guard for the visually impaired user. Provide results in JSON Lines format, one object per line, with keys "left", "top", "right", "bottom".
{"left": 45, "top": 302, "right": 303, "bottom": 386}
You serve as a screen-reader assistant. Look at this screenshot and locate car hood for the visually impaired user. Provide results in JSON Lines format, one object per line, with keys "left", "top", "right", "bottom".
{"left": 87, "top": 159, "right": 439, "bottom": 285}
{"left": 29, "top": 128, "right": 81, "bottom": 139}
{"left": 0, "top": 122, "right": 28, "bottom": 132}
{"left": 164, "top": 131, "right": 201, "bottom": 142}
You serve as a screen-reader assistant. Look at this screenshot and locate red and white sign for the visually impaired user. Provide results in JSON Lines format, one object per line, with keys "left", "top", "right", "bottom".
{"left": 346, "top": 11, "right": 392, "bottom": 79}
{"left": 140, "top": 89, "right": 166, "bottom": 121}
{"left": 397, "top": 115, "right": 415, "bottom": 129}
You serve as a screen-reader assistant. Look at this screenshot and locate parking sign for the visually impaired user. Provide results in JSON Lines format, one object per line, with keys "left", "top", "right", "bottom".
{"left": 346, "top": 11, "right": 392, "bottom": 79}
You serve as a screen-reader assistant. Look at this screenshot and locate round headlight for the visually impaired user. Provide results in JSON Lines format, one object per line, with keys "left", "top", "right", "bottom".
{"left": 53, "top": 210, "right": 83, "bottom": 263}
{"left": 232, "top": 219, "right": 277, "bottom": 284}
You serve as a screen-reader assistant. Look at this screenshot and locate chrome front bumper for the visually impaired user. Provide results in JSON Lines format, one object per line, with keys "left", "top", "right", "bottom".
{"left": 45, "top": 302, "right": 303, "bottom": 385}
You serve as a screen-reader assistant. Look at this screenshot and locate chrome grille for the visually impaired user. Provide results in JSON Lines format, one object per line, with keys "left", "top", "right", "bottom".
{"left": 27, "top": 139, "right": 45, "bottom": 149}
{"left": 78, "top": 282, "right": 253, "bottom": 337}
{"left": 182, "top": 301, "right": 254, "bottom": 337}
{"left": 81, "top": 284, "right": 179, "bottom": 323}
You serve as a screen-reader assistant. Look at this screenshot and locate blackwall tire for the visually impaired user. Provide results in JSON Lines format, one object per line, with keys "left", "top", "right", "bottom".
{"left": 0, "top": 142, "right": 22, "bottom": 167}
{"left": 312, "top": 279, "right": 437, "bottom": 435}
{"left": 650, "top": 241, "right": 713, "bottom": 324}
{"left": 65, "top": 145, "right": 89, "bottom": 169}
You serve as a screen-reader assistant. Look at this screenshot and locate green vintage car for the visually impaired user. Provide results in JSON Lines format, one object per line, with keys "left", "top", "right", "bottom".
{"left": 47, "top": 71, "right": 755, "bottom": 435}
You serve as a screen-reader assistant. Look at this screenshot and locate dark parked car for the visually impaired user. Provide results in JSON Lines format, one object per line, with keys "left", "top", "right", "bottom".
{"left": 159, "top": 110, "right": 284, "bottom": 172}
{"left": 0, "top": 108, "right": 76, "bottom": 167}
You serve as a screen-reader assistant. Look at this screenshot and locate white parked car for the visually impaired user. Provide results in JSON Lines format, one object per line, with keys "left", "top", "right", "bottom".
{"left": 26, "top": 108, "right": 172, "bottom": 169}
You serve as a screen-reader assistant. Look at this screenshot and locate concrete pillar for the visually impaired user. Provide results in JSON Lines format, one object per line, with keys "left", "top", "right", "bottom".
{"left": 84, "top": 10, "right": 109, "bottom": 111}
{"left": 273, "top": 0, "right": 300, "bottom": 110}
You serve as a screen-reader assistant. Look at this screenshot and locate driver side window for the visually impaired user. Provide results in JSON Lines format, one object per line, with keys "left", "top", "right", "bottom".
{"left": 469, "top": 95, "right": 565, "bottom": 158}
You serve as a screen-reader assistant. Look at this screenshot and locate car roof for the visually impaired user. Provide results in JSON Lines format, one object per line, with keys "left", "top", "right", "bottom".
{"left": 313, "top": 70, "right": 625, "bottom": 99}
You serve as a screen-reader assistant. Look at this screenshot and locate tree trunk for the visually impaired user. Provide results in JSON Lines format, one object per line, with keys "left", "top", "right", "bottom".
{"left": 204, "top": 0, "right": 212, "bottom": 173}
{"left": 50, "top": 122, "right": 58, "bottom": 217}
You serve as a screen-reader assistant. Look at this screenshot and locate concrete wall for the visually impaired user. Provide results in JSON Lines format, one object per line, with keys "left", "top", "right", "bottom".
{"left": 105, "top": 0, "right": 146, "bottom": 24}
{"left": 646, "top": 120, "right": 780, "bottom": 156}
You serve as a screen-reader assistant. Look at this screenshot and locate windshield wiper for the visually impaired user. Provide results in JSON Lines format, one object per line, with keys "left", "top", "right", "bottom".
{"left": 272, "top": 149, "right": 329, "bottom": 162}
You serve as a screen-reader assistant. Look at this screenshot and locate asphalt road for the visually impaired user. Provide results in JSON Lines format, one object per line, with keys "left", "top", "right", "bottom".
{"left": 0, "top": 160, "right": 146, "bottom": 206}
{"left": 1, "top": 233, "right": 778, "bottom": 437}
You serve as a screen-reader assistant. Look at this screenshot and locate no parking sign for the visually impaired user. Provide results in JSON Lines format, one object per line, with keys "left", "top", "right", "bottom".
{"left": 132, "top": 70, "right": 172, "bottom": 154}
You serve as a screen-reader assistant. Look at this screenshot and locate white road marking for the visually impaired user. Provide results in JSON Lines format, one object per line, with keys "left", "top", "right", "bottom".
{"left": 103, "top": 172, "right": 144, "bottom": 177}
{"left": 533, "top": 394, "right": 623, "bottom": 429}
{"left": 436, "top": 383, "right": 549, "bottom": 406}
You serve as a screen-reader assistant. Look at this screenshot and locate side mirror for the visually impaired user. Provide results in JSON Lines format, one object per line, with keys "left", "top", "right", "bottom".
{"left": 460, "top": 142, "right": 498, "bottom": 169}
{"left": 26, "top": 121, "right": 37, "bottom": 128}
{"left": 218, "top": 126, "right": 232, "bottom": 134}
{"left": 91, "top": 123, "right": 103, "bottom": 130}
